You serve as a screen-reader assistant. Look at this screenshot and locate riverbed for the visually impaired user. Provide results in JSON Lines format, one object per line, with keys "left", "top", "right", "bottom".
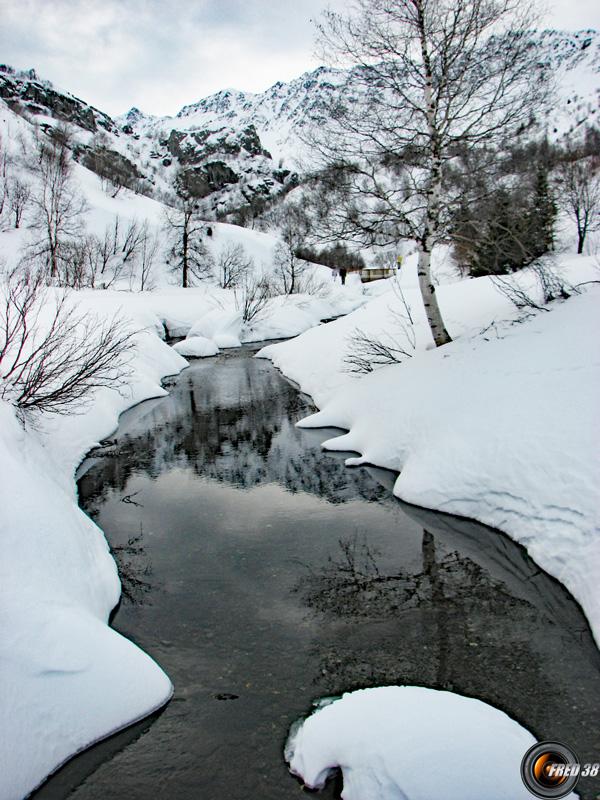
{"left": 34, "top": 346, "right": 600, "bottom": 799}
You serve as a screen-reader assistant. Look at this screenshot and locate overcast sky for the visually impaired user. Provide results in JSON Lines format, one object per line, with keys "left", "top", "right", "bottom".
{"left": 1, "top": 0, "right": 598, "bottom": 118}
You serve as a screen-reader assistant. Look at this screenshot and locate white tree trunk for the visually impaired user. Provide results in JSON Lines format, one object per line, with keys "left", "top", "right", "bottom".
{"left": 417, "top": 244, "right": 451, "bottom": 347}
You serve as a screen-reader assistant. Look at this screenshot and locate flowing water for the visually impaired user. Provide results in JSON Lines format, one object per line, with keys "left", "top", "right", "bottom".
{"left": 34, "top": 346, "right": 600, "bottom": 799}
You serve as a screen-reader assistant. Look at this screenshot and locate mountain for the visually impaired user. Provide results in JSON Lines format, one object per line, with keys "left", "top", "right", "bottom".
{"left": 1, "top": 29, "right": 598, "bottom": 215}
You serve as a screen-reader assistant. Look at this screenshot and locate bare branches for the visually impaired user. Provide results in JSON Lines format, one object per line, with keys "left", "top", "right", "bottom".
{"left": 343, "top": 279, "right": 416, "bottom": 373}
{"left": 7, "top": 177, "right": 31, "bottom": 229}
{"left": 234, "top": 271, "right": 273, "bottom": 324}
{"left": 491, "top": 257, "right": 571, "bottom": 312}
{"left": 164, "top": 191, "right": 213, "bottom": 287}
{"left": 216, "top": 242, "right": 252, "bottom": 289}
{"left": 557, "top": 156, "right": 600, "bottom": 255}
{"left": 28, "top": 125, "right": 88, "bottom": 279}
{"left": 0, "top": 266, "right": 135, "bottom": 417}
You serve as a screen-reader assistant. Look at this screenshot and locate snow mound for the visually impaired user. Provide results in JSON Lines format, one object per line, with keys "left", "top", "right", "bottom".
{"left": 173, "top": 336, "right": 219, "bottom": 358}
{"left": 285, "top": 686, "right": 575, "bottom": 800}
{"left": 213, "top": 332, "right": 241, "bottom": 349}
{"left": 187, "top": 308, "right": 242, "bottom": 340}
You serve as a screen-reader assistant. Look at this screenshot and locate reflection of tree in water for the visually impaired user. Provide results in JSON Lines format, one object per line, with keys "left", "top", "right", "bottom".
{"left": 300, "top": 530, "right": 559, "bottom": 711}
{"left": 80, "top": 358, "right": 387, "bottom": 510}
{"left": 110, "top": 528, "right": 152, "bottom": 604}
{"left": 301, "top": 532, "right": 533, "bottom": 619}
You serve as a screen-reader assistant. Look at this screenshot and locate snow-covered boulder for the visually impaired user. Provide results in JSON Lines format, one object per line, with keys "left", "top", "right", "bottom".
{"left": 172, "top": 336, "right": 219, "bottom": 358}
{"left": 187, "top": 308, "right": 243, "bottom": 341}
{"left": 213, "top": 332, "right": 242, "bottom": 349}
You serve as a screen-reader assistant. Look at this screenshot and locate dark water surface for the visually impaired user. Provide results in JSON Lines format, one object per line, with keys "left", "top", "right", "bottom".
{"left": 35, "top": 347, "right": 600, "bottom": 799}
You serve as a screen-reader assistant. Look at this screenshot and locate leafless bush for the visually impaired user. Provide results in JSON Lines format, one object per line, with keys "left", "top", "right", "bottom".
{"left": 530, "top": 260, "right": 572, "bottom": 304}
{"left": 234, "top": 271, "right": 273, "bottom": 324}
{"left": 87, "top": 218, "right": 149, "bottom": 289}
{"left": 216, "top": 242, "right": 252, "bottom": 288}
{"left": 0, "top": 265, "right": 135, "bottom": 416}
{"left": 343, "top": 279, "right": 415, "bottom": 374}
{"left": 491, "top": 257, "right": 571, "bottom": 313}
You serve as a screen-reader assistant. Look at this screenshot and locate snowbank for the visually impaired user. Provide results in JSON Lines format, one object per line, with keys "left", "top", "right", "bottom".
{"left": 258, "top": 257, "right": 600, "bottom": 646}
{"left": 286, "top": 686, "right": 577, "bottom": 800}
{"left": 173, "top": 285, "right": 367, "bottom": 349}
{"left": 0, "top": 293, "right": 188, "bottom": 800}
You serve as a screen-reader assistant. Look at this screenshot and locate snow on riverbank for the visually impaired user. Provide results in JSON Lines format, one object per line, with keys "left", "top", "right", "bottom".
{"left": 0, "top": 293, "right": 188, "bottom": 800}
{"left": 258, "top": 255, "right": 600, "bottom": 646}
{"left": 285, "top": 686, "right": 577, "bottom": 800}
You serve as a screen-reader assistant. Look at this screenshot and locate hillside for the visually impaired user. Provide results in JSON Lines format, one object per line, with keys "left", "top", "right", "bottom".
{"left": 1, "top": 28, "right": 598, "bottom": 217}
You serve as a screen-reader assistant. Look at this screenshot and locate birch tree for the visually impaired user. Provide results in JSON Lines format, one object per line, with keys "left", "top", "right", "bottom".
{"left": 30, "top": 126, "right": 87, "bottom": 280}
{"left": 312, "top": 0, "right": 548, "bottom": 346}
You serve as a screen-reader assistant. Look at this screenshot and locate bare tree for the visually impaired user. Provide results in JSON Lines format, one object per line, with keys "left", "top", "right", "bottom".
{"left": 29, "top": 125, "right": 87, "bottom": 279}
{"left": 7, "top": 177, "right": 31, "bottom": 229}
{"left": 311, "top": 0, "right": 549, "bottom": 346}
{"left": 57, "top": 218, "right": 149, "bottom": 289}
{"left": 268, "top": 201, "right": 311, "bottom": 294}
{"left": 216, "top": 242, "right": 252, "bottom": 288}
{"left": 0, "top": 265, "right": 135, "bottom": 416}
{"left": 557, "top": 156, "right": 600, "bottom": 254}
{"left": 271, "top": 239, "right": 310, "bottom": 295}
{"left": 0, "top": 134, "right": 11, "bottom": 227}
{"left": 136, "top": 228, "right": 159, "bottom": 291}
{"left": 164, "top": 176, "right": 213, "bottom": 287}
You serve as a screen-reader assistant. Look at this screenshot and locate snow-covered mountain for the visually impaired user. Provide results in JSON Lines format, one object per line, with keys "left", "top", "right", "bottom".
{"left": 1, "top": 29, "right": 598, "bottom": 215}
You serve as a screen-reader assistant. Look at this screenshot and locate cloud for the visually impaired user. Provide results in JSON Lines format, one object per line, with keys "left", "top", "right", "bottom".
{"left": 0, "top": 0, "right": 334, "bottom": 115}
{"left": 0, "top": 0, "right": 597, "bottom": 117}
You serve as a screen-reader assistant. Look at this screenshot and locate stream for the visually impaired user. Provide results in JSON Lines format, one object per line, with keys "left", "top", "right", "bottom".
{"left": 34, "top": 345, "right": 600, "bottom": 799}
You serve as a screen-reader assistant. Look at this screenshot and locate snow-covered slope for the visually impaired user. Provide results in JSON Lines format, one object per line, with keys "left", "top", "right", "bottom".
{"left": 0, "top": 96, "right": 293, "bottom": 291}
{"left": 2, "top": 29, "right": 598, "bottom": 214}
{"left": 126, "top": 29, "right": 600, "bottom": 163}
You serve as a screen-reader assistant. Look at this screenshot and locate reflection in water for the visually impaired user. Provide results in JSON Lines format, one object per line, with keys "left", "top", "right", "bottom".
{"left": 36, "top": 348, "right": 600, "bottom": 800}
{"left": 111, "top": 528, "right": 152, "bottom": 604}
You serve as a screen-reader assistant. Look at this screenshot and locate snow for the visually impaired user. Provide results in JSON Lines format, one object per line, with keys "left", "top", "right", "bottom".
{"left": 285, "top": 686, "right": 578, "bottom": 800}
{"left": 1, "top": 56, "right": 598, "bottom": 797}
{"left": 258, "top": 254, "right": 600, "bottom": 647}
{"left": 0, "top": 291, "right": 188, "bottom": 800}
{"left": 172, "top": 336, "right": 219, "bottom": 357}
